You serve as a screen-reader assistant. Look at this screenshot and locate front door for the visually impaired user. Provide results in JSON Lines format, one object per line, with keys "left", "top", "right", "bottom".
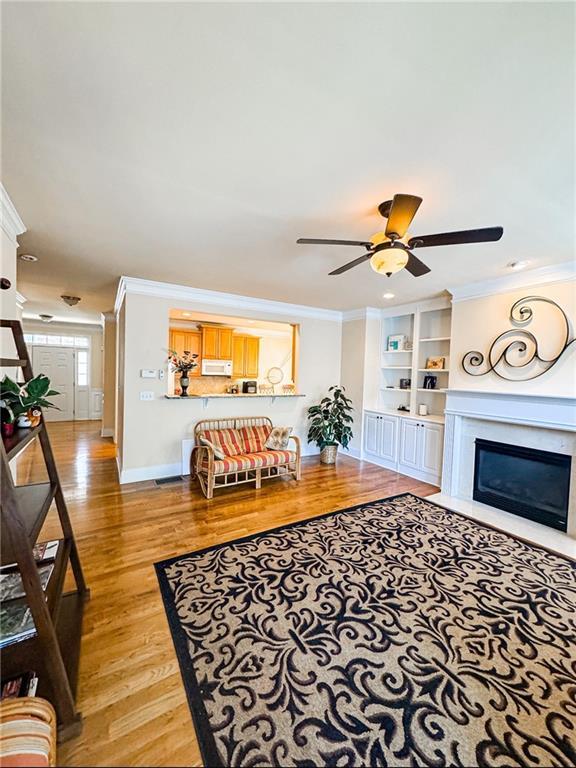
{"left": 32, "top": 346, "right": 75, "bottom": 421}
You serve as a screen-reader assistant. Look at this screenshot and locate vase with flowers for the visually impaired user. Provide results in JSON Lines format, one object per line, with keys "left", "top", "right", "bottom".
{"left": 168, "top": 350, "right": 199, "bottom": 397}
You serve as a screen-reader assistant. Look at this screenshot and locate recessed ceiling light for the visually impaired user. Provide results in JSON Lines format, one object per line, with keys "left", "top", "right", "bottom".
{"left": 182, "top": 312, "right": 192, "bottom": 317}
{"left": 383, "top": 292, "right": 395, "bottom": 300}
{"left": 19, "top": 253, "right": 38, "bottom": 262}
{"left": 507, "top": 260, "right": 530, "bottom": 271}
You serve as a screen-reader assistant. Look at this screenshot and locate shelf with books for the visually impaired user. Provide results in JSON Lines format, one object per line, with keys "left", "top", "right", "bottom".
{"left": 1, "top": 318, "right": 88, "bottom": 742}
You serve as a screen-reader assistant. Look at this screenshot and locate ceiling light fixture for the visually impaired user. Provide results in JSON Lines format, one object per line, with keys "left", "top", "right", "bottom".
{"left": 19, "top": 254, "right": 38, "bottom": 262}
{"left": 507, "top": 260, "right": 530, "bottom": 271}
{"left": 182, "top": 312, "right": 192, "bottom": 317}
{"left": 39, "top": 314, "right": 53, "bottom": 323}
{"left": 61, "top": 295, "right": 81, "bottom": 306}
{"left": 383, "top": 292, "right": 395, "bottom": 299}
{"left": 370, "top": 243, "right": 409, "bottom": 276}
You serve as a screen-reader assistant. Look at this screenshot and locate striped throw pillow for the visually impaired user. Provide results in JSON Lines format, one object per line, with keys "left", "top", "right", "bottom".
{"left": 239, "top": 425, "right": 272, "bottom": 454}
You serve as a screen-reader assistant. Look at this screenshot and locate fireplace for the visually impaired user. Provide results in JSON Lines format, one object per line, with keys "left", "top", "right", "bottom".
{"left": 473, "top": 439, "right": 571, "bottom": 531}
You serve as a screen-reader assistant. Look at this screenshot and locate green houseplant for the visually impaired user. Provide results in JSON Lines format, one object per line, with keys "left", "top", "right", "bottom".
{"left": 0, "top": 375, "right": 60, "bottom": 436}
{"left": 307, "top": 385, "right": 353, "bottom": 464}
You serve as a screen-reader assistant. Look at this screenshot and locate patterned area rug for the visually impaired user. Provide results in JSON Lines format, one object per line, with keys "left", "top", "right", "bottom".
{"left": 155, "top": 493, "right": 576, "bottom": 768}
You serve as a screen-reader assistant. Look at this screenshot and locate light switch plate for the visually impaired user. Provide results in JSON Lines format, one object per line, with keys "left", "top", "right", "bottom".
{"left": 141, "top": 369, "right": 157, "bottom": 378}
{"left": 140, "top": 391, "right": 154, "bottom": 401}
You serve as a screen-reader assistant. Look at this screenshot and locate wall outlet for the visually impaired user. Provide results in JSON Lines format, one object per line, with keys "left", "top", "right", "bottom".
{"left": 158, "top": 369, "right": 165, "bottom": 380}
{"left": 140, "top": 391, "right": 154, "bottom": 401}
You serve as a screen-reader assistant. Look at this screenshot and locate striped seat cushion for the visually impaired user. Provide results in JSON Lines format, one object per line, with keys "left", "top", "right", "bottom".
{"left": 203, "top": 450, "right": 296, "bottom": 474}
{"left": 197, "top": 428, "right": 243, "bottom": 457}
{"left": 239, "top": 425, "right": 272, "bottom": 453}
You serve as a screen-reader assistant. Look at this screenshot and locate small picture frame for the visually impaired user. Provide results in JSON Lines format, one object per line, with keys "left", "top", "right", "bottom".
{"left": 387, "top": 334, "right": 406, "bottom": 351}
{"left": 425, "top": 356, "right": 445, "bottom": 370}
{"left": 399, "top": 378, "right": 411, "bottom": 390}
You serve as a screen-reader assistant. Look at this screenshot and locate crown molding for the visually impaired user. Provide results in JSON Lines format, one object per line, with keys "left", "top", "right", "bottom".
{"left": 450, "top": 262, "right": 576, "bottom": 303}
{"left": 342, "top": 307, "right": 381, "bottom": 322}
{"left": 1, "top": 184, "right": 26, "bottom": 244}
{"left": 114, "top": 276, "right": 343, "bottom": 322}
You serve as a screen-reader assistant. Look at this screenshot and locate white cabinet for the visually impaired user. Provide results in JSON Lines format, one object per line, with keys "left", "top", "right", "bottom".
{"left": 399, "top": 419, "right": 443, "bottom": 483}
{"left": 363, "top": 410, "right": 444, "bottom": 485}
{"left": 363, "top": 412, "right": 398, "bottom": 469}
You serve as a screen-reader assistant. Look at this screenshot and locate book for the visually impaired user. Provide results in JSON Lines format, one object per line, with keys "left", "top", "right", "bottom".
{"left": 1, "top": 672, "right": 38, "bottom": 700}
{"left": 0, "top": 601, "right": 36, "bottom": 648}
{"left": 0, "top": 540, "right": 59, "bottom": 575}
{"left": 0, "top": 563, "right": 54, "bottom": 602}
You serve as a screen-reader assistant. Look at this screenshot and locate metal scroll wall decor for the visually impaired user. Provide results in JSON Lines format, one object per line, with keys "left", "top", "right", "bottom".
{"left": 462, "top": 296, "right": 575, "bottom": 381}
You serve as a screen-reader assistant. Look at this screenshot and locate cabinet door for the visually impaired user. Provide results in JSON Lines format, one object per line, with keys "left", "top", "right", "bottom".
{"left": 399, "top": 419, "right": 420, "bottom": 469}
{"left": 419, "top": 422, "right": 444, "bottom": 477}
{"left": 232, "top": 335, "right": 246, "bottom": 377}
{"left": 186, "top": 331, "right": 202, "bottom": 377}
{"left": 380, "top": 415, "right": 398, "bottom": 462}
{"left": 363, "top": 413, "right": 382, "bottom": 455}
{"left": 202, "top": 327, "right": 219, "bottom": 359}
{"left": 244, "top": 336, "right": 260, "bottom": 378}
{"left": 218, "top": 328, "right": 233, "bottom": 360}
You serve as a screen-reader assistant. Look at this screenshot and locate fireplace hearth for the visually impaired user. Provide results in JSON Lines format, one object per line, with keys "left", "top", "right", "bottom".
{"left": 473, "top": 439, "right": 571, "bottom": 531}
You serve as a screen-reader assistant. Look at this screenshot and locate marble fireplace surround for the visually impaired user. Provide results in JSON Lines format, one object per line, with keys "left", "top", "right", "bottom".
{"left": 436, "top": 390, "right": 576, "bottom": 551}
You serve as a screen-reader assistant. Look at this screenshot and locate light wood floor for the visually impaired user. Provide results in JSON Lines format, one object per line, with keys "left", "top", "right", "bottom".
{"left": 14, "top": 421, "right": 438, "bottom": 767}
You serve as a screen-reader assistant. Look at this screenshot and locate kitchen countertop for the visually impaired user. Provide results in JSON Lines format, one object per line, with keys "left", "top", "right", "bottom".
{"left": 165, "top": 393, "right": 305, "bottom": 399}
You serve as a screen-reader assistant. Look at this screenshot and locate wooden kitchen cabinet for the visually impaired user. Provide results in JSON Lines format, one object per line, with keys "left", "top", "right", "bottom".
{"left": 201, "top": 327, "right": 233, "bottom": 360}
{"left": 232, "top": 334, "right": 260, "bottom": 378}
{"left": 169, "top": 329, "right": 202, "bottom": 377}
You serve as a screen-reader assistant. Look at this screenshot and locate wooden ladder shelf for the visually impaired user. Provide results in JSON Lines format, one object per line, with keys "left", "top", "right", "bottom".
{"left": 1, "top": 319, "right": 89, "bottom": 741}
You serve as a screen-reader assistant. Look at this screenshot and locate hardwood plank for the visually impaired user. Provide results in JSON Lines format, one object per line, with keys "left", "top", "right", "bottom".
{"left": 11, "top": 420, "right": 438, "bottom": 767}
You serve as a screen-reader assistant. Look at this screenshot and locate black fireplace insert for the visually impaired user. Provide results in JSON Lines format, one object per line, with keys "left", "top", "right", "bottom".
{"left": 473, "top": 439, "right": 570, "bottom": 532}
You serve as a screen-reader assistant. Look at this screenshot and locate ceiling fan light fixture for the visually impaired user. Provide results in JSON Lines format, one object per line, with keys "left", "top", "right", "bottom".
{"left": 370, "top": 244, "right": 409, "bottom": 276}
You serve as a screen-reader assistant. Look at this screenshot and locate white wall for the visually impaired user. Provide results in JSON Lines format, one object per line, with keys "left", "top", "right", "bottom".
{"left": 449, "top": 279, "right": 576, "bottom": 398}
{"left": 117, "top": 291, "right": 342, "bottom": 482}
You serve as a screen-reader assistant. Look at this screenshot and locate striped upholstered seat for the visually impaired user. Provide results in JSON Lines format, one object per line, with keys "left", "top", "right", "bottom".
{"left": 203, "top": 450, "right": 296, "bottom": 473}
{"left": 193, "top": 417, "right": 301, "bottom": 498}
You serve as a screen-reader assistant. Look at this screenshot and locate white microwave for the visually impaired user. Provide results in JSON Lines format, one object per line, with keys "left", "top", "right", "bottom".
{"left": 201, "top": 359, "right": 233, "bottom": 377}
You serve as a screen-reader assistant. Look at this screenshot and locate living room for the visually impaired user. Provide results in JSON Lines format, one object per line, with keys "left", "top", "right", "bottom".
{"left": 1, "top": 2, "right": 574, "bottom": 767}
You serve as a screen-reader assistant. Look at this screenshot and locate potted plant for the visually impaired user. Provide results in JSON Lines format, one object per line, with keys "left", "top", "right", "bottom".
{"left": 0, "top": 374, "right": 60, "bottom": 435}
{"left": 168, "top": 350, "right": 199, "bottom": 397}
{"left": 307, "top": 385, "right": 353, "bottom": 464}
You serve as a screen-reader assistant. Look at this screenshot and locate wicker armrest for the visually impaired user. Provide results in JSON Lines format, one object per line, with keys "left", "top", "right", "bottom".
{"left": 288, "top": 434, "right": 301, "bottom": 458}
{"left": 190, "top": 444, "right": 214, "bottom": 478}
{"left": 0, "top": 697, "right": 57, "bottom": 767}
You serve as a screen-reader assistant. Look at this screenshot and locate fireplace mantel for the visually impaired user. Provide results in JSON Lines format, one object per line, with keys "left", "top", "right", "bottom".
{"left": 439, "top": 389, "right": 576, "bottom": 546}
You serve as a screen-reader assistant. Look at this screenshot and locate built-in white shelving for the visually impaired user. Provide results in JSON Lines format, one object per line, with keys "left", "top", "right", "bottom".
{"left": 378, "top": 300, "right": 452, "bottom": 419}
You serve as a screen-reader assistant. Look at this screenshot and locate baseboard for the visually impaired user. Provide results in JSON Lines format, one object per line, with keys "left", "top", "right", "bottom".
{"left": 101, "top": 427, "right": 114, "bottom": 438}
{"left": 119, "top": 462, "right": 183, "bottom": 485}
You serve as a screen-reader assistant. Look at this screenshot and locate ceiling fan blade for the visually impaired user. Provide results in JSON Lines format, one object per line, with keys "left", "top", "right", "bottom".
{"left": 404, "top": 251, "right": 431, "bottom": 277}
{"left": 329, "top": 253, "right": 372, "bottom": 275}
{"left": 297, "top": 238, "right": 372, "bottom": 247}
{"left": 385, "top": 194, "right": 423, "bottom": 239}
{"left": 408, "top": 226, "right": 503, "bottom": 249}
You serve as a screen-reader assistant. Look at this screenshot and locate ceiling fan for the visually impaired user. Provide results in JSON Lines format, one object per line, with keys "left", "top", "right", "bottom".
{"left": 297, "top": 194, "right": 503, "bottom": 277}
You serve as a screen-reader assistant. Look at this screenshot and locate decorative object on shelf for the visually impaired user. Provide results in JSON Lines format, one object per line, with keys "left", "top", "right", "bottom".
{"left": 405, "top": 340, "right": 413, "bottom": 351}
{"left": 266, "top": 366, "right": 284, "bottom": 393}
{"left": 242, "top": 380, "right": 257, "bottom": 394}
{"left": 1, "top": 374, "right": 60, "bottom": 434}
{"left": 168, "top": 349, "right": 199, "bottom": 397}
{"left": 397, "top": 405, "right": 410, "bottom": 412}
{"left": 423, "top": 374, "right": 438, "bottom": 390}
{"left": 462, "top": 296, "right": 576, "bottom": 381}
{"left": 425, "top": 356, "right": 445, "bottom": 370}
{"left": 282, "top": 383, "right": 296, "bottom": 395}
{"left": 307, "top": 386, "right": 353, "bottom": 465}
{"left": 387, "top": 334, "right": 406, "bottom": 351}
{"left": 399, "top": 378, "right": 411, "bottom": 390}
{"left": 258, "top": 384, "right": 274, "bottom": 395}
{"left": 419, "top": 404, "right": 429, "bottom": 416}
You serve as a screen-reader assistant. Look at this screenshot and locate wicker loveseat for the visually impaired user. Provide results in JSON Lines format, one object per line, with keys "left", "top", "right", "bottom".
{"left": 191, "top": 417, "right": 301, "bottom": 499}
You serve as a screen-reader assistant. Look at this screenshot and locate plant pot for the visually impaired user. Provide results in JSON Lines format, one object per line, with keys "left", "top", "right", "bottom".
{"left": 17, "top": 413, "right": 32, "bottom": 428}
{"left": 320, "top": 444, "right": 338, "bottom": 464}
{"left": 2, "top": 422, "right": 15, "bottom": 438}
{"left": 27, "top": 408, "right": 42, "bottom": 427}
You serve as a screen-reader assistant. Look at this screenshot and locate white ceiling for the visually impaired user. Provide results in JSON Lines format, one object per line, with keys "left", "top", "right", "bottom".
{"left": 3, "top": 2, "right": 574, "bottom": 321}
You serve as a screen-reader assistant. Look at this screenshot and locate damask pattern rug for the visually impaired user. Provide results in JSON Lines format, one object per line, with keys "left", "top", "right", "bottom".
{"left": 155, "top": 493, "right": 576, "bottom": 768}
